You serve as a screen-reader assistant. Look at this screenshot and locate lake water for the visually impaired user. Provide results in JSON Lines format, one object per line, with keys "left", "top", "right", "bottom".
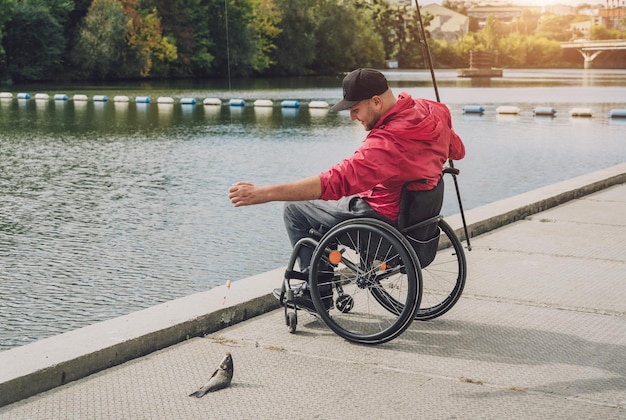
{"left": 1, "top": 69, "right": 625, "bottom": 351}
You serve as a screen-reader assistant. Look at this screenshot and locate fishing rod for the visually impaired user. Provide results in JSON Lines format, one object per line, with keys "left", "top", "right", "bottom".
{"left": 414, "top": 0, "right": 472, "bottom": 250}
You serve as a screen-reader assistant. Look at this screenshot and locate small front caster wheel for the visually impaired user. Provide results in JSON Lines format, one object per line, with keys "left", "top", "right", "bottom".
{"left": 287, "top": 312, "right": 297, "bottom": 333}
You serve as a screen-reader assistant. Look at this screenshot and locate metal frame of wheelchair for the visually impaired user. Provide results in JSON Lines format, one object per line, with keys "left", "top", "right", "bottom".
{"left": 277, "top": 170, "right": 468, "bottom": 345}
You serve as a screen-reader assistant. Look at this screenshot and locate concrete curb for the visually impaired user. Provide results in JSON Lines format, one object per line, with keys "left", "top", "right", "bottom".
{"left": 1, "top": 163, "right": 625, "bottom": 407}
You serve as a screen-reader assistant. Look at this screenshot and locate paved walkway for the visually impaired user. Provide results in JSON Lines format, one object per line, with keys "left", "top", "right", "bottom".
{"left": 1, "top": 165, "right": 625, "bottom": 419}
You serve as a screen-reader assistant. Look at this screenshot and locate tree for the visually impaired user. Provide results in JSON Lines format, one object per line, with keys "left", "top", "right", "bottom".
{"left": 0, "top": 0, "right": 17, "bottom": 72}
{"left": 310, "top": 0, "right": 383, "bottom": 74}
{"left": 72, "top": 0, "right": 128, "bottom": 79}
{"left": 271, "top": 0, "right": 318, "bottom": 75}
{"left": 120, "top": 0, "right": 177, "bottom": 77}
{"left": 248, "top": 0, "right": 281, "bottom": 73}
{"left": 3, "top": 1, "right": 66, "bottom": 81}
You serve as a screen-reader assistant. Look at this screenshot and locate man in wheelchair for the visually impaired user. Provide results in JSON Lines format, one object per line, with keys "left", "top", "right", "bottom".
{"left": 229, "top": 68, "right": 465, "bottom": 314}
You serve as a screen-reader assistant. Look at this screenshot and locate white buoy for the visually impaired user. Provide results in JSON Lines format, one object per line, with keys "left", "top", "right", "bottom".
{"left": 0, "top": 92, "right": 13, "bottom": 99}
{"left": 203, "top": 98, "right": 222, "bottom": 106}
{"left": 254, "top": 99, "right": 273, "bottom": 107}
{"left": 308, "top": 101, "right": 329, "bottom": 109}
{"left": 569, "top": 107, "right": 593, "bottom": 117}
{"left": 73, "top": 94, "right": 89, "bottom": 101}
{"left": 157, "top": 96, "right": 175, "bottom": 104}
{"left": 229, "top": 99, "right": 246, "bottom": 106}
{"left": 533, "top": 106, "right": 556, "bottom": 116}
{"left": 35, "top": 93, "right": 49, "bottom": 100}
{"left": 496, "top": 105, "right": 520, "bottom": 115}
{"left": 113, "top": 95, "right": 130, "bottom": 102}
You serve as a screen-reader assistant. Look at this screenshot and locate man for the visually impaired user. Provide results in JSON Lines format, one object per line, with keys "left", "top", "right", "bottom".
{"left": 228, "top": 68, "right": 465, "bottom": 313}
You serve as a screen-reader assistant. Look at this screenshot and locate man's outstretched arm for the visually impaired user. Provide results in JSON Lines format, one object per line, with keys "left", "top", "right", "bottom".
{"left": 228, "top": 175, "right": 322, "bottom": 207}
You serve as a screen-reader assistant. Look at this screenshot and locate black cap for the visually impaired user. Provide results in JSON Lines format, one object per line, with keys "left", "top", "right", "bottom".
{"left": 331, "top": 68, "right": 389, "bottom": 112}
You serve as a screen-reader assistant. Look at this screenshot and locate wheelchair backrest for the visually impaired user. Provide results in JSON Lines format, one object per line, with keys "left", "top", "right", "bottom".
{"left": 397, "top": 177, "right": 444, "bottom": 268}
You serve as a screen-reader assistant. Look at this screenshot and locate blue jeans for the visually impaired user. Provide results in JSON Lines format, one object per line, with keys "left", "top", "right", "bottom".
{"left": 283, "top": 196, "right": 385, "bottom": 271}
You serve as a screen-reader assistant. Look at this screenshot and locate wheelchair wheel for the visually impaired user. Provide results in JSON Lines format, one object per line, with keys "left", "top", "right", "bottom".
{"left": 308, "top": 218, "right": 421, "bottom": 345}
{"left": 414, "top": 219, "right": 466, "bottom": 320}
{"left": 367, "top": 219, "right": 466, "bottom": 321}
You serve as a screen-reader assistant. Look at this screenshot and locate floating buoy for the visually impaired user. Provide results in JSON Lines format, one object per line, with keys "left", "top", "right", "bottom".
{"left": 203, "top": 98, "right": 222, "bottom": 106}
{"left": 533, "top": 106, "right": 556, "bottom": 116}
{"left": 254, "top": 99, "right": 273, "bottom": 107}
{"left": 609, "top": 109, "right": 626, "bottom": 118}
{"left": 180, "top": 97, "right": 197, "bottom": 105}
{"left": 135, "top": 96, "right": 150, "bottom": 103}
{"left": 35, "top": 93, "right": 49, "bottom": 100}
{"left": 73, "top": 94, "right": 88, "bottom": 101}
{"left": 308, "top": 101, "right": 329, "bottom": 109}
{"left": 157, "top": 96, "right": 174, "bottom": 104}
{"left": 0, "top": 92, "right": 13, "bottom": 99}
{"left": 93, "top": 95, "right": 108, "bottom": 102}
{"left": 17, "top": 93, "right": 30, "bottom": 100}
{"left": 54, "top": 94, "right": 68, "bottom": 101}
{"left": 569, "top": 107, "right": 593, "bottom": 117}
{"left": 462, "top": 105, "right": 484, "bottom": 114}
{"left": 496, "top": 105, "right": 520, "bottom": 115}
{"left": 281, "top": 100, "right": 300, "bottom": 108}
{"left": 229, "top": 99, "right": 246, "bottom": 107}
{"left": 113, "top": 95, "right": 130, "bottom": 102}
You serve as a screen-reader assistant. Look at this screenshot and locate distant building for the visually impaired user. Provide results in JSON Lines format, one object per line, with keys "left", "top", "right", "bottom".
{"left": 421, "top": 3, "right": 469, "bottom": 43}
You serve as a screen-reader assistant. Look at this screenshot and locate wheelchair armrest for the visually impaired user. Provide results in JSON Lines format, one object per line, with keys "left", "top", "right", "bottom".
{"left": 443, "top": 167, "right": 459, "bottom": 176}
{"left": 308, "top": 228, "right": 323, "bottom": 240}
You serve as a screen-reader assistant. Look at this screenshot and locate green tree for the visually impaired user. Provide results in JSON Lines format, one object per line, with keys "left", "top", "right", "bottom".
{"left": 0, "top": 0, "right": 17, "bottom": 66}
{"left": 3, "top": 1, "right": 66, "bottom": 81}
{"left": 72, "top": 0, "right": 128, "bottom": 79}
{"left": 536, "top": 14, "right": 575, "bottom": 41}
{"left": 271, "top": 0, "right": 318, "bottom": 75}
{"left": 207, "top": 0, "right": 256, "bottom": 77}
{"left": 249, "top": 0, "right": 281, "bottom": 73}
{"left": 310, "top": 0, "right": 383, "bottom": 74}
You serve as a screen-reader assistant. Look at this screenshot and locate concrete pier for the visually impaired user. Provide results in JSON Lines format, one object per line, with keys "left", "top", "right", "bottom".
{"left": 1, "top": 163, "right": 625, "bottom": 418}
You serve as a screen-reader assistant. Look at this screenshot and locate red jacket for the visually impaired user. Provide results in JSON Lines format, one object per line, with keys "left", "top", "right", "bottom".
{"left": 319, "top": 92, "right": 465, "bottom": 222}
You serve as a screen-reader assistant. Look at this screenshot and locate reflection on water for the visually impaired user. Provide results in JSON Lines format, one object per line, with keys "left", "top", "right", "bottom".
{"left": 1, "top": 69, "right": 625, "bottom": 350}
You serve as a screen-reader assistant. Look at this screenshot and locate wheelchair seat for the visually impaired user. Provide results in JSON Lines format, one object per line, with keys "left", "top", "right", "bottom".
{"left": 397, "top": 176, "right": 444, "bottom": 268}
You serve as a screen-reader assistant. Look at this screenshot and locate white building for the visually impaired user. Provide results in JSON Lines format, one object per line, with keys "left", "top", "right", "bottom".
{"left": 421, "top": 3, "right": 469, "bottom": 43}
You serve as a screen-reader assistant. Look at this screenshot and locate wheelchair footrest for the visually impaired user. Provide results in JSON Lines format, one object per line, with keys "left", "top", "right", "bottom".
{"left": 284, "top": 270, "right": 308, "bottom": 281}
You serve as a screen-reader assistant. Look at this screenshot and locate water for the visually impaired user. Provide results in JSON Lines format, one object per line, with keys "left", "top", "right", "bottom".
{"left": 1, "top": 69, "right": 625, "bottom": 351}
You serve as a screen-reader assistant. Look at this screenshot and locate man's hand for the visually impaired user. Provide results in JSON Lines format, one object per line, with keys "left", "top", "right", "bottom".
{"left": 228, "top": 182, "right": 266, "bottom": 207}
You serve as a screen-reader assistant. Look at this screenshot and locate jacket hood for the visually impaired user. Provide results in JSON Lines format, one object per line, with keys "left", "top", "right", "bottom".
{"left": 373, "top": 93, "right": 445, "bottom": 142}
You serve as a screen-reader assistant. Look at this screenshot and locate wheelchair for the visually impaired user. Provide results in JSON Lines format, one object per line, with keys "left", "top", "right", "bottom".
{"left": 277, "top": 168, "right": 468, "bottom": 345}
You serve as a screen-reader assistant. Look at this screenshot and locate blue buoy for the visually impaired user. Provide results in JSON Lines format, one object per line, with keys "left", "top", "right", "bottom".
{"left": 609, "top": 109, "right": 626, "bottom": 118}
{"left": 93, "top": 95, "right": 108, "bottom": 102}
{"left": 181, "top": 97, "right": 197, "bottom": 105}
{"left": 17, "top": 93, "right": 30, "bottom": 100}
{"left": 462, "top": 105, "right": 484, "bottom": 114}
{"left": 135, "top": 96, "right": 150, "bottom": 103}
{"left": 229, "top": 99, "right": 246, "bottom": 107}
{"left": 281, "top": 100, "right": 300, "bottom": 108}
{"left": 533, "top": 106, "right": 556, "bottom": 116}
{"left": 54, "top": 94, "right": 68, "bottom": 101}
